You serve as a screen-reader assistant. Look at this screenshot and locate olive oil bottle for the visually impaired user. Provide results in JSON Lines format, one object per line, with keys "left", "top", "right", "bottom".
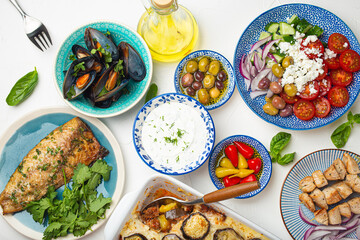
{"left": 138, "top": 0, "right": 198, "bottom": 62}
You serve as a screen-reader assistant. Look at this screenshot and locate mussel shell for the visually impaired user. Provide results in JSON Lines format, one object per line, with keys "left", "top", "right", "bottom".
{"left": 118, "top": 42, "right": 146, "bottom": 82}
{"left": 72, "top": 44, "right": 91, "bottom": 59}
{"left": 91, "top": 62, "right": 130, "bottom": 103}
{"left": 84, "top": 27, "right": 120, "bottom": 62}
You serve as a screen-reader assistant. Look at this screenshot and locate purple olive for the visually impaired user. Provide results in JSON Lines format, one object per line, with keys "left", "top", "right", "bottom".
{"left": 279, "top": 104, "right": 293, "bottom": 117}
{"left": 258, "top": 77, "right": 270, "bottom": 90}
{"left": 272, "top": 96, "right": 286, "bottom": 110}
{"left": 215, "top": 80, "right": 224, "bottom": 90}
{"left": 192, "top": 81, "right": 203, "bottom": 90}
{"left": 217, "top": 70, "right": 227, "bottom": 81}
{"left": 194, "top": 71, "right": 205, "bottom": 82}
{"left": 181, "top": 73, "right": 194, "bottom": 88}
{"left": 186, "top": 87, "right": 196, "bottom": 96}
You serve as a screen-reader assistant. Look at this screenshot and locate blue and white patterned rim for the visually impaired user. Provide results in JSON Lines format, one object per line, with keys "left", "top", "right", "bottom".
{"left": 132, "top": 93, "right": 215, "bottom": 175}
{"left": 280, "top": 149, "right": 360, "bottom": 239}
{"left": 233, "top": 4, "right": 360, "bottom": 130}
{"left": 208, "top": 135, "right": 272, "bottom": 199}
{"left": 53, "top": 21, "right": 153, "bottom": 118}
{"left": 174, "top": 50, "right": 235, "bottom": 110}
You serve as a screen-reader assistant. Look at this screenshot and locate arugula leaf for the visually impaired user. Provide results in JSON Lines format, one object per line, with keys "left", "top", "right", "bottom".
{"left": 278, "top": 152, "right": 295, "bottom": 165}
{"left": 6, "top": 67, "right": 38, "bottom": 106}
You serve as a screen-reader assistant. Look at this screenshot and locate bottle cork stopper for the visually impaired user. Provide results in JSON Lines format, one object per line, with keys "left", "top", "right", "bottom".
{"left": 152, "top": 0, "right": 174, "bottom": 9}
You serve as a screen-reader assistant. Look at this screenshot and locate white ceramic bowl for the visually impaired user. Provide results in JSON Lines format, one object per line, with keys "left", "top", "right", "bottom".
{"left": 104, "top": 174, "right": 279, "bottom": 240}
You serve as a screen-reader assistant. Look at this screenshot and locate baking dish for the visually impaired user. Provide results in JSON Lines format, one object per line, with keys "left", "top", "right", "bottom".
{"left": 104, "top": 174, "right": 279, "bottom": 240}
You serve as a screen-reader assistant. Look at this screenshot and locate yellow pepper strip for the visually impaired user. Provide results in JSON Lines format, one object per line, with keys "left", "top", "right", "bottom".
{"left": 229, "top": 169, "right": 254, "bottom": 178}
{"left": 238, "top": 153, "right": 248, "bottom": 169}
{"left": 215, "top": 167, "right": 240, "bottom": 178}
{"left": 219, "top": 157, "right": 235, "bottom": 169}
{"left": 159, "top": 202, "right": 177, "bottom": 213}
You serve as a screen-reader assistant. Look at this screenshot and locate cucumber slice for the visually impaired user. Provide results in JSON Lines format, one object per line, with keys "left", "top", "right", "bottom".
{"left": 306, "top": 25, "right": 324, "bottom": 37}
{"left": 282, "top": 35, "right": 295, "bottom": 44}
{"left": 265, "top": 22, "right": 279, "bottom": 33}
{"left": 259, "top": 31, "right": 271, "bottom": 41}
{"left": 272, "top": 53, "right": 285, "bottom": 63}
{"left": 287, "top": 15, "right": 300, "bottom": 26}
{"left": 279, "top": 22, "right": 296, "bottom": 35}
{"left": 272, "top": 32, "right": 283, "bottom": 43}
{"left": 296, "top": 19, "right": 312, "bottom": 33}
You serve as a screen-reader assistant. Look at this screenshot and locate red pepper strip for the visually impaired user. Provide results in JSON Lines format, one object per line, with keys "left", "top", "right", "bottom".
{"left": 234, "top": 141, "right": 254, "bottom": 159}
{"left": 223, "top": 176, "right": 241, "bottom": 187}
{"left": 224, "top": 145, "right": 238, "bottom": 167}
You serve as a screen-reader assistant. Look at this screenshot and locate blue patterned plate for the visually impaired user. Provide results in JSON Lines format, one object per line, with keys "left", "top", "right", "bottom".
{"left": 174, "top": 50, "right": 235, "bottom": 110}
{"left": 0, "top": 108, "right": 125, "bottom": 239}
{"left": 54, "top": 21, "right": 152, "bottom": 118}
{"left": 133, "top": 93, "right": 215, "bottom": 175}
{"left": 208, "top": 135, "right": 272, "bottom": 199}
{"left": 280, "top": 149, "right": 360, "bottom": 239}
{"left": 233, "top": 4, "right": 360, "bottom": 130}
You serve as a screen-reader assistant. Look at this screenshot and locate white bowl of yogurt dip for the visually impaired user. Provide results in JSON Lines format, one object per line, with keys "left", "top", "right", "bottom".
{"left": 133, "top": 93, "right": 215, "bottom": 175}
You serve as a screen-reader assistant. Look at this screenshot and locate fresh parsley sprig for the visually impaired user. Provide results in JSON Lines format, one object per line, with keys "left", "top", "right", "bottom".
{"left": 331, "top": 111, "right": 360, "bottom": 148}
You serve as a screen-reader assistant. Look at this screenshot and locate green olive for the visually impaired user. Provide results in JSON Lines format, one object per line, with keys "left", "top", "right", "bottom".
{"left": 271, "top": 64, "right": 284, "bottom": 78}
{"left": 208, "top": 60, "right": 221, "bottom": 75}
{"left": 265, "top": 95, "right": 275, "bottom": 103}
{"left": 209, "top": 87, "right": 220, "bottom": 98}
{"left": 263, "top": 102, "right": 279, "bottom": 115}
{"left": 186, "top": 60, "right": 198, "bottom": 73}
{"left": 282, "top": 56, "right": 294, "bottom": 68}
{"left": 203, "top": 74, "right": 215, "bottom": 89}
{"left": 198, "top": 58, "right": 210, "bottom": 72}
{"left": 284, "top": 83, "right": 297, "bottom": 97}
{"left": 198, "top": 89, "right": 210, "bottom": 104}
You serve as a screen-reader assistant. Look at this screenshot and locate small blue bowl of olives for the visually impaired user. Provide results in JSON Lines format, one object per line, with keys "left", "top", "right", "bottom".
{"left": 174, "top": 50, "right": 236, "bottom": 110}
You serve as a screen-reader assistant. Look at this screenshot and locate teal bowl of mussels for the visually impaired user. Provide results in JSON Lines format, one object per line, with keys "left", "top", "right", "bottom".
{"left": 54, "top": 21, "right": 153, "bottom": 118}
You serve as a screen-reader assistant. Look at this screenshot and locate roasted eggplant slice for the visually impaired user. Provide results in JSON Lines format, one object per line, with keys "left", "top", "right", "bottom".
{"left": 124, "top": 233, "right": 147, "bottom": 240}
{"left": 162, "top": 234, "right": 183, "bottom": 240}
{"left": 213, "top": 228, "right": 244, "bottom": 240}
{"left": 181, "top": 212, "right": 210, "bottom": 240}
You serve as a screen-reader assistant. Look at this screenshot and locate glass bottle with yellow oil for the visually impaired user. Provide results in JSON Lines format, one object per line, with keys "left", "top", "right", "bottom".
{"left": 138, "top": 0, "right": 198, "bottom": 62}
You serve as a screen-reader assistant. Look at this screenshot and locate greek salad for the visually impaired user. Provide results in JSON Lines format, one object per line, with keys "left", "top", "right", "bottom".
{"left": 240, "top": 14, "right": 360, "bottom": 121}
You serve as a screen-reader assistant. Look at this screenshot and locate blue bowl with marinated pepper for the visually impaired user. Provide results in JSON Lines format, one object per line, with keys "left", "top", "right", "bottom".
{"left": 208, "top": 135, "right": 272, "bottom": 199}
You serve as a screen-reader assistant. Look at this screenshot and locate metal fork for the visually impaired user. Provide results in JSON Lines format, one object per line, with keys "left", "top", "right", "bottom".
{"left": 9, "top": 0, "right": 52, "bottom": 51}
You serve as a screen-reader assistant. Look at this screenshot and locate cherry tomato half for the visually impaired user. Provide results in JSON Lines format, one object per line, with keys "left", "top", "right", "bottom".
{"left": 339, "top": 49, "right": 360, "bottom": 72}
{"left": 293, "top": 100, "right": 316, "bottom": 121}
{"left": 328, "top": 33, "right": 350, "bottom": 54}
{"left": 240, "top": 174, "right": 257, "bottom": 184}
{"left": 299, "top": 81, "right": 320, "bottom": 101}
{"left": 328, "top": 86, "right": 349, "bottom": 107}
{"left": 233, "top": 141, "right": 254, "bottom": 159}
{"left": 315, "top": 64, "right": 328, "bottom": 81}
{"left": 247, "top": 158, "right": 262, "bottom": 174}
{"left": 224, "top": 145, "right": 238, "bottom": 168}
{"left": 319, "top": 77, "right": 332, "bottom": 97}
{"left": 325, "top": 56, "right": 340, "bottom": 69}
{"left": 280, "top": 92, "right": 299, "bottom": 104}
{"left": 313, "top": 97, "right": 331, "bottom": 118}
{"left": 301, "top": 38, "right": 324, "bottom": 59}
{"left": 223, "top": 176, "right": 241, "bottom": 187}
{"left": 330, "top": 69, "right": 353, "bottom": 86}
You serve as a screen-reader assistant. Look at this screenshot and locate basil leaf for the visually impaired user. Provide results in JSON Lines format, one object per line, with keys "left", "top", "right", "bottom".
{"left": 145, "top": 83, "right": 158, "bottom": 103}
{"left": 278, "top": 152, "right": 295, "bottom": 165}
{"left": 270, "top": 132, "right": 291, "bottom": 157}
{"left": 354, "top": 114, "right": 360, "bottom": 124}
{"left": 270, "top": 152, "right": 279, "bottom": 162}
{"left": 6, "top": 67, "right": 38, "bottom": 106}
{"left": 347, "top": 111, "right": 354, "bottom": 123}
{"left": 331, "top": 122, "right": 351, "bottom": 148}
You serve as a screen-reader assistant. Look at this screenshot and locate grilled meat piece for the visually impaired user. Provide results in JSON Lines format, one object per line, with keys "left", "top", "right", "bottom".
{"left": 328, "top": 206, "right": 341, "bottom": 225}
{"left": 0, "top": 117, "right": 108, "bottom": 214}
{"left": 348, "top": 197, "right": 360, "bottom": 214}
{"left": 333, "top": 158, "right": 347, "bottom": 180}
{"left": 323, "top": 165, "right": 341, "bottom": 181}
{"left": 299, "top": 176, "right": 316, "bottom": 193}
{"left": 322, "top": 187, "right": 342, "bottom": 205}
{"left": 332, "top": 182, "right": 353, "bottom": 199}
{"left": 310, "top": 189, "right": 328, "bottom": 210}
{"left": 343, "top": 153, "right": 360, "bottom": 174}
{"left": 312, "top": 170, "right": 328, "bottom": 188}
{"left": 345, "top": 174, "right": 360, "bottom": 193}
{"left": 337, "top": 202, "right": 352, "bottom": 218}
{"left": 314, "top": 209, "right": 328, "bottom": 225}
{"left": 299, "top": 193, "right": 315, "bottom": 212}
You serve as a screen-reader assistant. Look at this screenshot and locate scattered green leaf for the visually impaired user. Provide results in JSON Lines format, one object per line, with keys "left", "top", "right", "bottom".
{"left": 269, "top": 132, "right": 295, "bottom": 165}
{"left": 331, "top": 111, "right": 360, "bottom": 148}
{"left": 277, "top": 152, "right": 295, "bottom": 165}
{"left": 145, "top": 83, "right": 158, "bottom": 103}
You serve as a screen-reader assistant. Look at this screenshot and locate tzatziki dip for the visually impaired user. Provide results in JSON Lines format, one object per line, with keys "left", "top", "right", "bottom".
{"left": 141, "top": 102, "right": 207, "bottom": 171}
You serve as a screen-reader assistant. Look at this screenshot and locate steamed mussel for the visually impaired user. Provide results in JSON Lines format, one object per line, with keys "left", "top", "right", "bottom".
{"left": 62, "top": 27, "right": 147, "bottom": 108}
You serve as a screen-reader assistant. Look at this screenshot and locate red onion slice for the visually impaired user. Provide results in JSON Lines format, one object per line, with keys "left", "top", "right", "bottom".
{"left": 299, "top": 206, "right": 318, "bottom": 227}
{"left": 306, "top": 231, "right": 332, "bottom": 240}
{"left": 315, "top": 226, "right": 346, "bottom": 231}
{"left": 250, "top": 69, "right": 271, "bottom": 92}
{"left": 253, "top": 53, "right": 261, "bottom": 71}
{"left": 249, "top": 35, "right": 271, "bottom": 54}
{"left": 250, "top": 90, "right": 267, "bottom": 99}
{"left": 356, "top": 226, "right": 360, "bottom": 239}
{"left": 262, "top": 39, "right": 281, "bottom": 60}
{"left": 239, "top": 54, "right": 251, "bottom": 80}
{"left": 267, "top": 52, "right": 278, "bottom": 63}
{"left": 250, "top": 66, "right": 258, "bottom": 78}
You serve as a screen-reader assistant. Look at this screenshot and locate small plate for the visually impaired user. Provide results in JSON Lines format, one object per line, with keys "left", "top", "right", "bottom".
{"left": 0, "top": 107, "right": 125, "bottom": 239}
{"left": 174, "top": 50, "right": 235, "bottom": 110}
{"left": 233, "top": 4, "right": 360, "bottom": 130}
{"left": 280, "top": 149, "right": 360, "bottom": 239}
{"left": 54, "top": 21, "right": 152, "bottom": 118}
{"left": 133, "top": 93, "right": 215, "bottom": 175}
{"left": 208, "top": 135, "right": 272, "bottom": 199}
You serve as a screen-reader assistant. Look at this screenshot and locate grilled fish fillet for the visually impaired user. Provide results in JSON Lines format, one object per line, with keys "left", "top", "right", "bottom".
{"left": 0, "top": 117, "right": 108, "bottom": 214}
